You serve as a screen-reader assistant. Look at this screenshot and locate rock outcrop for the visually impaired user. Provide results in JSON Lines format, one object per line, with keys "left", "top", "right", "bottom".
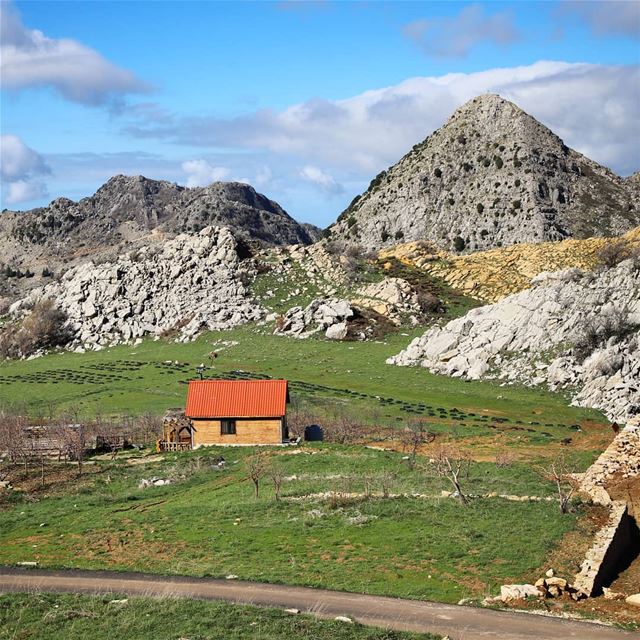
{"left": 274, "top": 299, "right": 354, "bottom": 339}
{"left": 329, "top": 94, "right": 639, "bottom": 252}
{"left": 352, "top": 277, "right": 424, "bottom": 325}
{"left": 388, "top": 260, "right": 640, "bottom": 423}
{"left": 10, "top": 226, "right": 263, "bottom": 350}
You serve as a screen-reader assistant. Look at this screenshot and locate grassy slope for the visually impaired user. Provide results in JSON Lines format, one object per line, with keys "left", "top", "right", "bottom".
{"left": 0, "top": 445, "right": 597, "bottom": 603}
{"left": 0, "top": 593, "right": 438, "bottom": 640}
{"left": 0, "top": 325, "right": 603, "bottom": 428}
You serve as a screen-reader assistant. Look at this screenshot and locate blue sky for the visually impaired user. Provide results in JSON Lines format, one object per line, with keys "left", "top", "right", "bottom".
{"left": 1, "top": 0, "right": 639, "bottom": 226}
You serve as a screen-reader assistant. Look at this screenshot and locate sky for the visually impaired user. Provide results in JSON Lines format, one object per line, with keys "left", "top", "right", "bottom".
{"left": 1, "top": 0, "right": 639, "bottom": 227}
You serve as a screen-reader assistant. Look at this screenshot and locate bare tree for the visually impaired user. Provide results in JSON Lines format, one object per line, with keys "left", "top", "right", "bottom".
{"left": 379, "top": 470, "right": 396, "bottom": 498}
{"left": 428, "top": 443, "right": 471, "bottom": 505}
{"left": 133, "top": 413, "right": 163, "bottom": 445}
{"left": 495, "top": 448, "right": 517, "bottom": 468}
{"left": 0, "top": 412, "right": 29, "bottom": 472}
{"left": 286, "top": 401, "right": 317, "bottom": 440}
{"left": 53, "top": 422, "right": 86, "bottom": 475}
{"left": 325, "top": 408, "right": 364, "bottom": 444}
{"left": 268, "top": 459, "right": 284, "bottom": 502}
{"left": 400, "top": 419, "right": 435, "bottom": 469}
{"left": 245, "top": 453, "right": 268, "bottom": 499}
{"left": 536, "top": 456, "right": 577, "bottom": 514}
{"left": 597, "top": 239, "right": 639, "bottom": 269}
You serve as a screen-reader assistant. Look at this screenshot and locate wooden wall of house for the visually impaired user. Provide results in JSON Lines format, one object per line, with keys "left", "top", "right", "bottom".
{"left": 192, "top": 417, "right": 284, "bottom": 446}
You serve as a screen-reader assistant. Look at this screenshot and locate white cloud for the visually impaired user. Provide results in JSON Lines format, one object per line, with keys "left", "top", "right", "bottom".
{"left": 559, "top": 1, "right": 640, "bottom": 39}
{"left": 403, "top": 4, "right": 521, "bottom": 58}
{"left": 255, "top": 166, "right": 273, "bottom": 188}
{"left": 5, "top": 179, "right": 47, "bottom": 204}
{"left": 127, "top": 60, "right": 640, "bottom": 177}
{"left": 299, "top": 165, "right": 344, "bottom": 195}
{"left": 0, "top": 1, "right": 150, "bottom": 106}
{"left": 181, "top": 160, "right": 232, "bottom": 187}
{"left": 1, "top": 134, "right": 51, "bottom": 205}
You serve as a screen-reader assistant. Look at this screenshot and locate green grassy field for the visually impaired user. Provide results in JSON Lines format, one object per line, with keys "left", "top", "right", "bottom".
{"left": 0, "top": 592, "right": 438, "bottom": 640}
{"left": 0, "top": 325, "right": 606, "bottom": 440}
{"left": 0, "top": 445, "right": 598, "bottom": 603}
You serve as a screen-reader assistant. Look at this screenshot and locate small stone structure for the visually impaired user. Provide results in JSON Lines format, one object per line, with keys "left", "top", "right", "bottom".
{"left": 573, "top": 417, "right": 640, "bottom": 596}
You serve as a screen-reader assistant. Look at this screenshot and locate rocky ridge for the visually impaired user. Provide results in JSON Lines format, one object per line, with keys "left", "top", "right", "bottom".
{"left": 0, "top": 175, "right": 318, "bottom": 300}
{"left": 10, "top": 226, "right": 264, "bottom": 350}
{"left": 329, "top": 94, "right": 639, "bottom": 252}
{"left": 388, "top": 260, "right": 640, "bottom": 423}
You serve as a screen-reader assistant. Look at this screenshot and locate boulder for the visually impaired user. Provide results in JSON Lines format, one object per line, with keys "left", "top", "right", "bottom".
{"left": 499, "top": 584, "right": 541, "bottom": 602}
{"left": 626, "top": 593, "right": 640, "bottom": 608}
{"left": 326, "top": 322, "right": 348, "bottom": 340}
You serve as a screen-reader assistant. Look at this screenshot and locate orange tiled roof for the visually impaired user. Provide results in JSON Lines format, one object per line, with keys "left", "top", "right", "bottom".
{"left": 185, "top": 379, "right": 288, "bottom": 418}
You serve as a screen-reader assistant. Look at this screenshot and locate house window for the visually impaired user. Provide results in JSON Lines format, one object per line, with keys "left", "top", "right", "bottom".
{"left": 221, "top": 419, "right": 236, "bottom": 435}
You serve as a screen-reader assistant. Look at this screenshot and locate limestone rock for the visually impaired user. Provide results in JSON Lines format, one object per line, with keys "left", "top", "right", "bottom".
{"left": 500, "top": 584, "right": 541, "bottom": 602}
{"left": 10, "top": 226, "right": 265, "bottom": 350}
{"left": 275, "top": 299, "right": 354, "bottom": 339}
{"left": 626, "top": 593, "right": 640, "bottom": 607}
{"left": 388, "top": 259, "right": 640, "bottom": 423}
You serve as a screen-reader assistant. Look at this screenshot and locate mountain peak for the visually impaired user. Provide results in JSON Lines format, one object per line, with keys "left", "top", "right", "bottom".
{"left": 329, "top": 94, "right": 638, "bottom": 252}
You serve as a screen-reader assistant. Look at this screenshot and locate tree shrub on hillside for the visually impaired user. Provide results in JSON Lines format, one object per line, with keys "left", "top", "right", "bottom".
{"left": 597, "top": 239, "right": 639, "bottom": 269}
{"left": 0, "top": 299, "right": 71, "bottom": 360}
{"left": 573, "top": 306, "right": 636, "bottom": 362}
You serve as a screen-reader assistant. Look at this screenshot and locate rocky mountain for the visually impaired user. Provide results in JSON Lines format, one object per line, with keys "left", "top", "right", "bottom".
{"left": 0, "top": 175, "right": 318, "bottom": 299}
{"left": 388, "top": 259, "right": 640, "bottom": 423}
{"left": 10, "top": 226, "right": 264, "bottom": 351}
{"left": 329, "top": 94, "right": 639, "bottom": 252}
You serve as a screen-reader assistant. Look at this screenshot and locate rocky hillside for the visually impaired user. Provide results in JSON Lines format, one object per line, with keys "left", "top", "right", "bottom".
{"left": 329, "top": 94, "right": 639, "bottom": 252}
{"left": 380, "top": 227, "right": 640, "bottom": 302}
{"left": 0, "top": 175, "right": 318, "bottom": 299}
{"left": 10, "top": 227, "right": 264, "bottom": 351}
{"left": 388, "top": 259, "right": 640, "bottom": 423}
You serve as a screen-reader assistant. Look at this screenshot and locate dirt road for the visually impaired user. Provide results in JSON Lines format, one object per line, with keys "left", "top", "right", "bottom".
{"left": 0, "top": 567, "right": 635, "bottom": 639}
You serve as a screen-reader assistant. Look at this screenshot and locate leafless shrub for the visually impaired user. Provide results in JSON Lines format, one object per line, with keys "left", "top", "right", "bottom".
{"left": 268, "top": 460, "right": 284, "bottom": 501}
{"left": 495, "top": 449, "right": 517, "bottom": 468}
{"left": 536, "top": 455, "right": 578, "bottom": 514}
{"left": 131, "top": 413, "right": 163, "bottom": 444}
{"left": 245, "top": 453, "right": 268, "bottom": 499}
{"left": 50, "top": 422, "right": 86, "bottom": 475}
{"left": 597, "top": 240, "right": 639, "bottom": 269}
{"left": 323, "top": 409, "right": 367, "bottom": 444}
{"left": 400, "top": 419, "right": 435, "bottom": 469}
{"left": 573, "top": 306, "right": 636, "bottom": 362}
{"left": 0, "top": 412, "right": 29, "bottom": 474}
{"left": 426, "top": 442, "right": 472, "bottom": 505}
{"left": 324, "top": 239, "right": 347, "bottom": 256}
{"left": 158, "top": 315, "right": 193, "bottom": 340}
{"left": 379, "top": 470, "right": 396, "bottom": 498}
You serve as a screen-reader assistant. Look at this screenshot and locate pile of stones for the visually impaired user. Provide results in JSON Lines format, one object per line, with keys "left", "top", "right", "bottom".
{"left": 274, "top": 299, "right": 354, "bottom": 339}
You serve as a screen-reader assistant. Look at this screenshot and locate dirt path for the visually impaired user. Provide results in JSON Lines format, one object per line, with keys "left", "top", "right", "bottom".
{"left": 0, "top": 567, "right": 635, "bottom": 639}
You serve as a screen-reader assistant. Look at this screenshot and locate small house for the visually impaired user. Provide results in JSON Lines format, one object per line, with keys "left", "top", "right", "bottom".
{"left": 161, "top": 379, "right": 290, "bottom": 449}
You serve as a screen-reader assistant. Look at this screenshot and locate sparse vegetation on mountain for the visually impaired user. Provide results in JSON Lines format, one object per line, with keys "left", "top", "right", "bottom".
{"left": 330, "top": 94, "right": 639, "bottom": 252}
